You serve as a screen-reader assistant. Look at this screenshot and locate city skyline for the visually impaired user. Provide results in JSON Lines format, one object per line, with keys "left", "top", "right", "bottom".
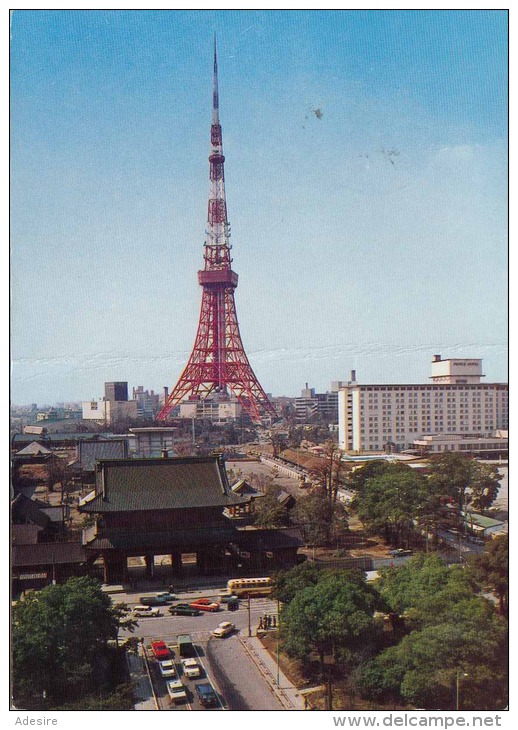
{"left": 11, "top": 10, "right": 508, "bottom": 404}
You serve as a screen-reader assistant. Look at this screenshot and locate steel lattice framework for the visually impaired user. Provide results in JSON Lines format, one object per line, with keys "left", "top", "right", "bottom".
{"left": 158, "top": 39, "right": 276, "bottom": 424}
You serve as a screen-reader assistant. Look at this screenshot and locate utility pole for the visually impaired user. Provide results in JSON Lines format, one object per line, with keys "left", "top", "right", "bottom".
{"left": 248, "top": 595, "right": 251, "bottom": 637}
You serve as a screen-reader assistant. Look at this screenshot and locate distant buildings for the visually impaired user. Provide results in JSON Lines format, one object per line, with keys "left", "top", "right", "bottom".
{"left": 178, "top": 397, "right": 244, "bottom": 424}
{"left": 132, "top": 386, "right": 160, "bottom": 420}
{"left": 82, "top": 382, "right": 160, "bottom": 426}
{"left": 338, "top": 356, "right": 508, "bottom": 453}
{"left": 294, "top": 380, "right": 350, "bottom": 424}
{"left": 82, "top": 397, "right": 138, "bottom": 426}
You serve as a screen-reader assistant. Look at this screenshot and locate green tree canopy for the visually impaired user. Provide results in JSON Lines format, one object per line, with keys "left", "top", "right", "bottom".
{"left": 271, "top": 561, "right": 322, "bottom": 604}
{"left": 12, "top": 577, "right": 120, "bottom": 706}
{"left": 347, "top": 460, "right": 391, "bottom": 495}
{"left": 353, "top": 464, "right": 428, "bottom": 545}
{"left": 359, "top": 598, "right": 508, "bottom": 710}
{"left": 280, "top": 570, "right": 380, "bottom": 676}
{"left": 468, "top": 534, "right": 508, "bottom": 616}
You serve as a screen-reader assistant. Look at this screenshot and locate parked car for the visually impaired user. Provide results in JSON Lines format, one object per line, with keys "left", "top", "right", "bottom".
{"left": 190, "top": 598, "right": 220, "bottom": 612}
{"left": 468, "top": 535, "right": 485, "bottom": 545}
{"left": 169, "top": 603, "right": 202, "bottom": 617}
{"left": 389, "top": 549, "right": 413, "bottom": 557}
{"left": 212, "top": 621, "right": 235, "bottom": 638}
{"left": 219, "top": 593, "right": 239, "bottom": 604}
{"left": 159, "top": 659, "right": 177, "bottom": 678}
{"left": 167, "top": 679, "right": 187, "bottom": 704}
{"left": 133, "top": 605, "right": 161, "bottom": 618}
{"left": 151, "top": 640, "right": 170, "bottom": 660}
{"left": 195, "top": 682, "right": 219, "bottom": 708}
{"left": 181, "top": 658, "right": 202, "bottom": 679}
{"left": 140, "top": 593, "right": 175, "bottom": 606}
{"left": 156, "top": 592, "right": 177, "bottom": 601}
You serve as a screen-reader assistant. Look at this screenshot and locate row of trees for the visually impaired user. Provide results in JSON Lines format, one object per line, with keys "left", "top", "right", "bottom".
{"left": 12, "top": 577, "right": 137, "bottom": 710}
{"left": 272, "top": 538, "right": 508, "bottom": 710}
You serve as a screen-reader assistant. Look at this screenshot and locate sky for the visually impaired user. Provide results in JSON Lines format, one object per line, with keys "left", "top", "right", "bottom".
{"left": 10, "top": 9, "right": 508, "bottom": 405}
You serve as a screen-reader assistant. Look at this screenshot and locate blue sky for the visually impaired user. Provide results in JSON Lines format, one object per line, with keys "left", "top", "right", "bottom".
{"left": 10, "top": 9, "right": 508, "bottom": 404}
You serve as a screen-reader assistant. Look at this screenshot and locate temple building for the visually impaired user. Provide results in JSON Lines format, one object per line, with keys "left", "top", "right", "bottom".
{"left": 79, "top": 454, "right": 303, "bottom": 584}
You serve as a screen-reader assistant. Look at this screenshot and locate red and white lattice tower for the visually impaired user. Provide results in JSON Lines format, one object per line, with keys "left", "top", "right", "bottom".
{"left": 158, "top": 39, "right": 276, "bottom": 424}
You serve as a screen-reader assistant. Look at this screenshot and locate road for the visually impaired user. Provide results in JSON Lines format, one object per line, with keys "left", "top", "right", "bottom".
{"left": 120, "top": 590, "right": 281, "bottom": 710}
{"left": 206, "top": 635, "right": 283, "bottom": 710}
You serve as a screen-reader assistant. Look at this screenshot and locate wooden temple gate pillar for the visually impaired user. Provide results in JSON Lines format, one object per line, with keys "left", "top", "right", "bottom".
{"left": 103, "top": 552, "right": 127, "bottom": 584}
{"left": 171, "top": 552, "right": 182, "bottom": 577}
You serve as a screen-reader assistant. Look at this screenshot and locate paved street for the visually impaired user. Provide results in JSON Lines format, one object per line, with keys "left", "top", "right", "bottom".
{"left": 206, "top": 635, "right": 284, "bottom": 710}
{"left": 120, "top": 591, "right": 281, "bottom": 710}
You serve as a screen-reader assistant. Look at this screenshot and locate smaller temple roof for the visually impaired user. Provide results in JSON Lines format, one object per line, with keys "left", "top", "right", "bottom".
{"left": 12, "top": 541, "right": 86, "bottom": 568}
{"left": 15, "top": 442, "right": 53, "bottom": 457}
{"left": 12, "top": 524, "right": 43, "bottom": 545}
{"left": 69, "top": 438, "right": 128, "bottom": 471}
{"left": 231, "top": 479, "right": 262, "bottom": 496}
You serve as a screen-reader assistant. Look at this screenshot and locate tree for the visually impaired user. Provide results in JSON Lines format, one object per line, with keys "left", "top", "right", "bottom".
{"left": 378, "top": 554, "right": 477, "bottom": 625}
{"left": 358, "top": 554, "right": 508, "bottom": 710}
{"left": 252, "top": 484, "right": 289, "bottom": 527}
{"left": 271, "top": 561, "right": 322, "bottom": 604}
{"left": 12, "top": 577, "right": 119, "bottom": 707}
{"left": 269, "top": 432, "right": 288, "bottom": 457}
{"left": 468, "top": 534, "right": 508, "bottom": 616}
{"left": 311, "top": 441, "right": 346, "bottom": 502}
{"left": 347, "top": 460, "right": 391, "bottom": 495}
{"left": 292, "top": 489, "right": 348, "bottom": 547}
{"left": 358, "top": 598, "right": 508, "bottom": 710}
{"left": 280, "top": 571, "right": 380, "bottom": 677}
{"left": 111, "top": 602, "right": 139, "bottom": 648}
{"left": 353, "top": 465, "right": 428, "bottom": 546}
{"left": 467, "top": 462, "right": 501, "bottom": 514}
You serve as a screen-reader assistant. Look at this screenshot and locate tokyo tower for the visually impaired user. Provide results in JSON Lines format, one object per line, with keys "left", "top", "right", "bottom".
{"left": 158, "top": 39, "right": 276, "bottom": 424}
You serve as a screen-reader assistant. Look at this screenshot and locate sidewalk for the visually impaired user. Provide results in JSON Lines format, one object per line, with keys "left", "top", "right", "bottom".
{"left": 126, "top": 647, "right": 158, "bottom": 711}
{"left": 239, "top": 636, "right": 305, "bottom": 710}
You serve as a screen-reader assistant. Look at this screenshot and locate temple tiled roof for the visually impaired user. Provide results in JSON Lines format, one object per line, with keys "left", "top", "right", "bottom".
{"left": 79, "top": 456, "right": 249, "bottom": 513}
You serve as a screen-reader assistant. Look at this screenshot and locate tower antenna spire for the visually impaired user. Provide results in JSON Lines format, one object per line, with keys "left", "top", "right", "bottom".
{"left": 212, "top": 33, "right": 219, "bottom": 119}
{"left": 158, "top": 42, "right": 276, "bottom": 424}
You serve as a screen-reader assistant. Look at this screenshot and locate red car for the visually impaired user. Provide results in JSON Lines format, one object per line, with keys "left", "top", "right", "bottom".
{"left": 189, "top": 598, "right": 220, "bottom": 612}
{"left": 151, "top": 640, "right": 170, "bottom": 660}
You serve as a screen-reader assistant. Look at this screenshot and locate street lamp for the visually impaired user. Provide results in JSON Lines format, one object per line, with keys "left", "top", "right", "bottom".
{"left": 456, "top": 670, "right": 468, "bottom": 711}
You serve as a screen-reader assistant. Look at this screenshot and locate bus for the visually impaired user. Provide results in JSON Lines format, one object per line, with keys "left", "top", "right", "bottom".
{"left": 226, "top": 577, "right": 272, "bottom": 598}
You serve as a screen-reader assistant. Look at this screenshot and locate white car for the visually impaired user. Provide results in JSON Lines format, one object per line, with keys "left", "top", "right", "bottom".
{"left": 181, "top": 658, "right": 201, "bottom": 678}
{"left": 166, "top": 679, "right": 187, "bottom": 704}
{"left": 212, "top": 621, "right": 235, "bottom": 638}
{"left": 132, "top": 605, "right": 161, "bottom": 618}
{"left": 159, "top": 659, "right": 177, "bottom": 678}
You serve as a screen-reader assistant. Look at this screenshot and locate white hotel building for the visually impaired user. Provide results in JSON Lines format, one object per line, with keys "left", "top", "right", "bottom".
{"left": 338, "top": 356, "right": 508, "bottom": 453}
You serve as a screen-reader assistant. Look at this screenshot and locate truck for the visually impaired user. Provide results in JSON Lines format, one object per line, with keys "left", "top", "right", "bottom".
{"left": 177, "top": 634, "right": 195, "bottom": 658}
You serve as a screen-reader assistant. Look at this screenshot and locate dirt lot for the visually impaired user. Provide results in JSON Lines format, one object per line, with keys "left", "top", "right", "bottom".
{"left": 225, "top": 459, "right": 304, "bottom": 496}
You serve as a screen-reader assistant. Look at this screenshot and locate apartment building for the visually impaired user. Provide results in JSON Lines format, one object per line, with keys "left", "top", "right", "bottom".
{"left": 294, "top": 384, "right": 340, "bottom": 424}
{"left": 338, "top": 357, "right": 508, "bottom": 453}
